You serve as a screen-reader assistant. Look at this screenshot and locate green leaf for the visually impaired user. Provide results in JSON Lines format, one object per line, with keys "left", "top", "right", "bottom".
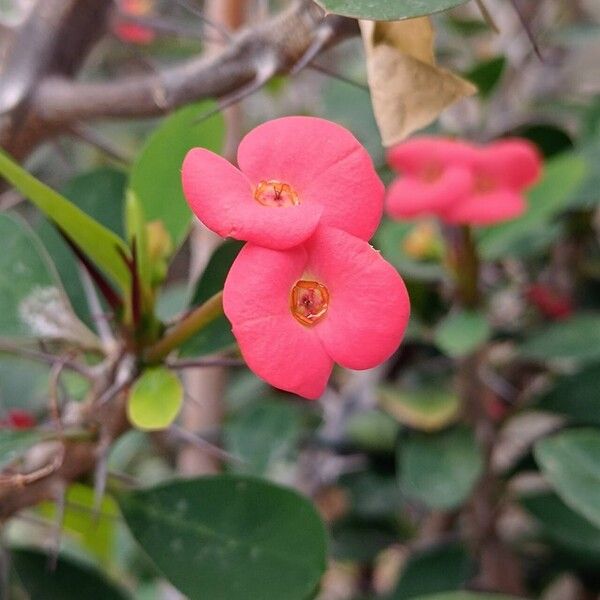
{"left": 380, "top": 386, "right": 460, "bottom": 432}
{"left": 36, "top": 168, "right": 127, "bottom": 326}
{"left": 434, "top": 310, "right": 491, "bottom": 358}
{"left": 536, "top": 365, "right": 600, "bottom": 425}
{"left": 344, "top": 409, "right": 399, "bottom": 453}
{"left": 181, "top": 240, "right": 243, "bottom": 357}
{"left": 314, "top": 0, "right": 470, "bottom": 20}
{"left": 339, "top": 471, "right": 402, "bottom": 519}
{"left": 534, "top": 428, "right": 600, "bottom": 528}
{"left": 398, "top": 426, "right": 484, "bottom": 510}
{"left": 10, "top": 548, "right": 130, "bottom": 600}
{"left": 479, "top": 153, "right": 587, "bottom": 260}
{"left": 390, "top": 541, "right": 473, "bottom": 599}
{"left": 0, "top": 150, "right": 130, "bottom": 291}
{"left": 38, "top": 483, "right": 119, "bottom": 566}
{"left": 520, "top": 491, "right": 600, "bottom": 563}
{"left": 129, "top": 100, "right": 224, "bottom": 250}
{"left": 116, "top": 475, "right": 327, "bottom": 600}
{"left": 521, "top": 314, "right": 600, "bottom": 364}
{"left": 0, "top": 429, "right": 48, "bottom": 470}
{"left": 127, "top": 367, "right": 183, "bottom": 431}
{"left": 224, "top": 400, "right": 305, "bottom": 475}
{"left": 0, "top": 213, "right": 95, "bottom": 345}
{"left": 465, "top": 56, "right": 506, "bottom": 98}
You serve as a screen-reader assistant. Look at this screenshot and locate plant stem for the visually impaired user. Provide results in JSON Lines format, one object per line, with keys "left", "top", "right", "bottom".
{"left": 443, "top": 224, "right": 480, "bottom": 309}
{"left": 144, "top": 291, "right": 224, "bottom": 363}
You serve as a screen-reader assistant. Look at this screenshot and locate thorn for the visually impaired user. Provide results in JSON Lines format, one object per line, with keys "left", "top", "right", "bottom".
{"left": 308, "top": 62, "right": 369, "bottom": 91}
{"left": 475, "top": 0, "right": 500, "bottom": 34}
{"left": 168, "top": 424, "right": 244, "bottom": 466}
{"left": 509, "top": 0, "right": 543, "bottom": 61}
{"left": 93, "top": 435, "right": 111, "bottom": 520}
{"left": 48, "top": 483, "right": 66, "bottom": 570}
{"left": 172, "top": 0, "right": 233, "bottom": 42}
{"left": 193, "top": 54, "right": 278, "bottom": 125}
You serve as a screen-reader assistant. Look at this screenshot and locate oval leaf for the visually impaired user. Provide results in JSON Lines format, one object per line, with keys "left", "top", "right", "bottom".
{"left": 0, "top": 213, "right": 97, "bottom": 346}
{"left": 434, "top": 310, "right": 491, "bottom": 358}
{"left": 127, "top": 367, "right": 183, "bottom": 431}
{"left": 115, "top": 475, "right": 327, "bottom": 600}
{"left": 534, "top": 428, "right": 600, "bottom": 528}
{"left": 397, "top": 426, "right": 484, "bottom": 510}
{"left": 380, "top": 386, "right": 460, "bottom": 432}
{"left": 521, "top": 314, "right": 600, "bottom": 364}
{"left": 129, "top": 100, "right": 224, "bottom": 250}
{"left": 315, "top": 0, "right": 470, "bottom": 20}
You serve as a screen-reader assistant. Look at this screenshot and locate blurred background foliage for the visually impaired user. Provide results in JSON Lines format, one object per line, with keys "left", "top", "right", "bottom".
{"left": 1, "top": 1, "right": 600, "bottom": 599}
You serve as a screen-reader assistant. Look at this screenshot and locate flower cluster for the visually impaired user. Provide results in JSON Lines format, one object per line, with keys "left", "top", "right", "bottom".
{"left": 386, "top": 136, "right": 542, "bottom": 225}
{"left": 183, "top": 117, "right": 410, "bottom": 399}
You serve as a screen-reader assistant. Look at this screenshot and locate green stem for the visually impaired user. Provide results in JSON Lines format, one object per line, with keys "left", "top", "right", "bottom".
{"left": 144, "top": 291, "right": 224, "bottom": 363}
{"left": 444, "top": 225, "right": 480, "bottom": 309}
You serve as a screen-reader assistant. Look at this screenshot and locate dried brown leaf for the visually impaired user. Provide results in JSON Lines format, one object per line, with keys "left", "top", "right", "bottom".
{"left": 360, "top": 18, "right": 477, "bottom": 146}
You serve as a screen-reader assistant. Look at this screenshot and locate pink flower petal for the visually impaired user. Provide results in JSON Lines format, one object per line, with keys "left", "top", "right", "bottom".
{"left": 182, "top": 148, "right": 322, "bottom": 249}
{"left": 387, "top": 137, "right": 475, "bottom": 175}
{"left": 237, "top": 116, "right": 383, "bottom": 240}
{"left": 477, "top": 139, "right": 542, "bottom": 190}
{"left": 443, "top": 189, "right": 526, "bottom": 225}
{"left": 223, "top": 243, "right": 333, "bottom": 399}
{"left": 306, "top": 227, "right": 410, "bottom": 370}
{"left": 386, "top": 166, "right": 473, "bottom": 219}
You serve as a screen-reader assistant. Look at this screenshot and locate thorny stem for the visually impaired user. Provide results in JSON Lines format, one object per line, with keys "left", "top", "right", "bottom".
{"left": 144, "top": 291, "right": 224, "bottom": 364}
{"left": 443, "top": 225, "right": 480, "bottom": 309}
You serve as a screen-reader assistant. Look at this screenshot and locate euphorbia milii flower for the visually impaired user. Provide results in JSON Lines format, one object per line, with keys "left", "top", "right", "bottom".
{"left": 114, "top": 0, "right": 156, "bottom": 44}
{"left": 223, "top": 226, "right": 410, "bottom": 399}
{"left": 386, "top": 136, "right": 542, "bottom": 225}
{"left": 182, "top": 117, "right": 384, "bottom": 249}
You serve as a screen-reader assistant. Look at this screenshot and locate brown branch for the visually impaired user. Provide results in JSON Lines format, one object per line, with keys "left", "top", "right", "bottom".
{"left": 31, "top": 1, "right": 354, "bottom": 124}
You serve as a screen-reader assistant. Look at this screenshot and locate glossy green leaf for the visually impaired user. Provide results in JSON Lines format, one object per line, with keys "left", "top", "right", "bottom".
{"left": 36, "top": 168, "right": 127, "bottom": 326}
{"left": 0, "top": 429, "right": 48, "bottom": 470}
{"left": 398, "top": 426, "right": 484, "bottom": 510}
{"left": 521, "top": 314, "right": 600, "bottom": 364}
{"left": 534, "top": 428, "right": 600, "bottom": 528}
{"left": 465, "top": 56, "right": 505, "bottom": 98}
{"left": 479, "top": 153, "right": 587, "bottom": 260}
{"left": 116, "top": 476, "right": 327, "bottom": 600}
{"left": 224, "top": 400, "right": 305, "bottom": 475}
{"left": 339, "top": 471, "right": 402, "bottom": 519}
{"left": 314, "top": 0, "right": 470, "bottom": 20}
{"left": 380, "top": 386, "right": 460, "bottom": 432}
{"left": 0, "top": 213, "right": 96, "bottom": 345}
{"left": 391, "top": 542, "right": 472, "bottom": 599}
{"left": 181, "top": 240, "right": 243, "bottom": 357}
{"left": 520, "top": 491, "right": 600, "bottom": 563}
{"left": 0, "top": 150, "right": 130, "bottom": 290}
{"left": 536, "top": 365, "right": 600, "bottom": 425}
{"left": 10, "top": 548, "right": 130, "bottom": 600}
{"left": 434, "top": 310, "right": 491, "bottom": 358}
{"left": 127, "top": 367, "right": 183, "bottom": 431}
{"left": 129, "top": 100, "right": 224, "bottom": 250}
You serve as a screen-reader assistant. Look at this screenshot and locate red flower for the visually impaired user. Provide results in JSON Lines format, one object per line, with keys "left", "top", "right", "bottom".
{"left": 386, "top": 136, "right": 542, "bottom": 225}
{"left": 223, "top": 227, "right": 410, "bottom": 399}
{"left": 526, "top": 284, "right": 573, "bottom": 320}
{"left": 182, "top": 117, "right": 384, "bottom": 249}
{"left": 1, "top": 409, "right": 36, "bottom": 430}
{"left": 114, "top": 0, "right": 155, "bottom": 45}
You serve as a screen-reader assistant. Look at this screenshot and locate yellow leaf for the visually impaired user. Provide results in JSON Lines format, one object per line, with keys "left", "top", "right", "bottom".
{"left": 360, "top": 18, "right": 477, "bottom": 146}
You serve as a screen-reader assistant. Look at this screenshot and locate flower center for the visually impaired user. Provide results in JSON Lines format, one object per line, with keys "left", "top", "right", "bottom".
{"left": 474, "top": 173, "right": 496, "bottom": 194}
{"left": 254, "top": 180, "right": 300, "bottom": 207}
{"left": 421, "top": 163, "right": 443, "bottom": 183}
{"left": 290, "top": 280, "right": 329, "bottom": 326}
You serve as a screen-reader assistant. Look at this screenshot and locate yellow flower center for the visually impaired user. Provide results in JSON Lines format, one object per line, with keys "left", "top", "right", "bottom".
{"left": 290, "top": 280, "right": 329, "bottom": 326}
{"left": 254, "top": 180, "right": 300, "bottom": 207}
